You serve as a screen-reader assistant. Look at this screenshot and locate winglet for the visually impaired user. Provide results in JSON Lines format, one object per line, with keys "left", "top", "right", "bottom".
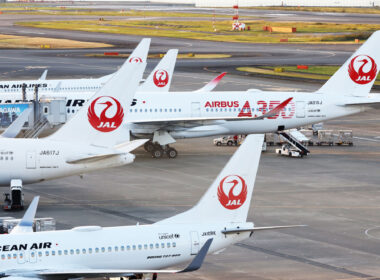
{"left": 11, "top": 196, "right": 39, "bottom": 234}
{"left": 256, "top": 97, "right": 293, "bottom": 120}
{"left": 39, "top": 70, "right": 48, "bottom": 80}
{"left": 179, "top": 238, "right": 213, "bottom": 273}
{"left": 195, "top": 72, "right": 226, "bottom": 92}
{"left": 1, "top": 107, "right": 32, "bottom": 138}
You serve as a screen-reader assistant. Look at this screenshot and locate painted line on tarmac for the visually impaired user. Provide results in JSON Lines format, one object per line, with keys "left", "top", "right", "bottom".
{"left": 354, "top": 136, "right": 380, "bottom": 143}
{"left": 236, "top": 243, "right": 374, "bottom": 279}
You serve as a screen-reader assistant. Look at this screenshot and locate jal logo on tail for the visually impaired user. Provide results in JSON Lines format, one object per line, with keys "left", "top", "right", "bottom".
{"left": 348, "top": 55, "right": 377, "bottom": 85}
{"left": 217, "top": 175, "right": 247, "bottom": 210}
{"left": 153, "top": 70, "right": 169, "bottom": 87}
{"left": 87, "top": 96, "right": 124, "bottom": 132}
{"left": 128, "top": 57, "right": 143, "bottom": 63}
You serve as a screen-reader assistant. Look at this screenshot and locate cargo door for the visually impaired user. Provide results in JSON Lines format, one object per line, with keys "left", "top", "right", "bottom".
{"left": 191, "top": 102, "right": 201, "bottom": 117}
{"left": 190, "top": 231, "right": 200, "bottom": 255}
{"left": 296, "top": 101, "right": 306, "bottom": 118}
{"left": 26, "top": 151, "right": 36, "bottom": 169}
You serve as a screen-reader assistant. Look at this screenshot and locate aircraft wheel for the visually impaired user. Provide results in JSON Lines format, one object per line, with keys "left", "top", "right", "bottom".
{"left": 166, "top": 148, "right": 178, "bottom": 159}
{"left": 152, "top": 148, "right": 163, "bottom": 159}
{"left": 144, "top": 141, "right": 155, "bottom": 152}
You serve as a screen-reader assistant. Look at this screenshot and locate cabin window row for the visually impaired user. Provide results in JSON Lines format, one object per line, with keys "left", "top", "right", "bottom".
{"left": 1, "top": 242, "right": 177, "bottom": 260}
{"left": 205, "top": 107, "right": 292, "bottom": 112}
{"left": 129, "top": 108, "right": 182, "bottom": 113}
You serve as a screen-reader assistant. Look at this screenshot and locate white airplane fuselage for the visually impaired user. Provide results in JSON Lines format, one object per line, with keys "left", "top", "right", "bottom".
{"left": 0, "top": 90, "right": 365, "bottom": 138}
{"left": 0, "top": 222, "right": 250, "bottom": 272}
{"left": 0, "top": 138, "right": 133, "bottom": 186}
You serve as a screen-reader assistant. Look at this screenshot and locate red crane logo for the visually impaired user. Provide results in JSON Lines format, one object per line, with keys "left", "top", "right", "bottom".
{"left": 217, "top": 175, "right": 247, "bottom": 210}
{"left": 88, "top": 96, "right": 124, "bottom": 132}
{"left": 128, "top": 57, "right": 143, "bottom": 63}
{"left": 348, "top": 55, "right": 377, "bottom": 85}
{"left": 153, "top": 70, "right": 169, "bottom": 87}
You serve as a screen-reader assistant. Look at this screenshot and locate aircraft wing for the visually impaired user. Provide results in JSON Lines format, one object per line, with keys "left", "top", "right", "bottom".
{"left": 37, "top": 239, "right": 212, "bottom": 278}
{"left": 131, "top": 98, "right": 293, "bottom": 127}
{"left": 10, "top": 196, "right": 39, "bottom": 234}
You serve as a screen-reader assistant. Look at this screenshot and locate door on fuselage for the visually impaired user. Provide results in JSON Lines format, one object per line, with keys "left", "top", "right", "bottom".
{"left": 190, "top": 231, "right": 200, "bottom": 255}
{"left": 26, "top": 151, "right": 36, "bottom": 169}
{"left": 191, "top": 102, "right": 201, "bottom": 117}
{"left": 296, "top": 101, "right": 306, "bottom": 118}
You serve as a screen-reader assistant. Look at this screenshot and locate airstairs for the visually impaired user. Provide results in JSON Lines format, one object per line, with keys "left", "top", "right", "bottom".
{"left": 277, "top": 131, "right": 310, "bottom": 156}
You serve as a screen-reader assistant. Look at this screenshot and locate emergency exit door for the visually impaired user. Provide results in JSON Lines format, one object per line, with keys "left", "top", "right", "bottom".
{"left": 190, "top": 231, "right": 200, "bottom": 255}
{"left": 296, "top": 101, "right": 306, "bottom": 118}
{"left": 191, "top": 102, "right": 201, "bottom": 117}
{"left": 26, "top": 151, "right": 36, "bottom": 169}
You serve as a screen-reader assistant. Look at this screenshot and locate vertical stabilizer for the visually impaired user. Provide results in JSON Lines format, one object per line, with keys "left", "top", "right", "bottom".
{"left": 139, "top": 49, "right": 178, "bottom": 92}
{"left": 318, "top": 31, "right": 380, "bottom": 97}
{"left": 48, "top": 39, "right": 150, "bottom": 146}
{"left": 157, "top": 134, "right": 264, "bottom": 225}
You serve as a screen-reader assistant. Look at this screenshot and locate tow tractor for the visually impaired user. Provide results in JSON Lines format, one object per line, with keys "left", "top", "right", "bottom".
{"left": 276, "top": 144, "right": 302, "bottom": 158}
{"left": 3, "top": 179, "right": 24, "bottom": 211}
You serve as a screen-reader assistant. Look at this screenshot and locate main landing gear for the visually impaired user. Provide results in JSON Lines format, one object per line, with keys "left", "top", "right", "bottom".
{"left": 144, "top": 141, "right": 178, "bottom": 159}
{"left": 3, "top": 179, "right": 24, "bottom": 211}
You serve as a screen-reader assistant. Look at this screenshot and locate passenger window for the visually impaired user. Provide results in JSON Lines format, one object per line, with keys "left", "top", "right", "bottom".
{"left": 138, "top": 245, "right": 142, "bottom": 250}
{"left": 7, "top": 254, "right": 11, "bottom": 260}
{"left": 58, "top": 250, "right": 62, "bottom": 256}
{"left": 70, "top": 249, "right": 74, "bottom": 255}
{"left": 161, "top": 243, "right": 165, "bottom": 248}
{"left": 89, "top": 248, "right": 93, "bottom": 254}
{"left": 101, "top": 247, "right": 105, "bottom": 253}
{"left": 150, "top": 244, "right": 153, "bottom": 249}
{"left": 121, "top": 246, "right": 125, "bottom": 251}
{"left": 64, "top": 250, "right": 68, "bottom": 255}
{"left": 155, "top": 243, "right": 159, "bottom": 249}
{"left": 95, "top": 248, "right": 99, "bottom": 253}
{"left": 45, "top": 251, "right": 49, "bottom": 256}
{"left": 114, "top": 246, "right": 118, "bottom": 252}
{"left": 172, "top": 242, "right": 176, "bottom": 248}
{"left": 52, "top": 251, "right": 56, "bottom": 256}
{"left": 127, "top": 245, "right": 131, "bottom": 251}
{"left": 13, "top": 253, "right": 17, "bottom": 259}
{"left": 144, "top": 244, "right": 148, "bottom": 250}
{"left": 19, "top": 253, "right": 23, "bottom": 259}
{"left": 1, "top": 255, "right": 5, "bottom": 260}
{"left": 167, "top": 243, "right": 171, "bottom": 248}
{"left": 132, "top": 245, "right": 136, "bottom": 250}
{"left": 108, "top": 247, "right": 112, "bottom": 252}
{"left": 82, "top": 249, "right": 86, "bottom": 254}
{"left": 76, "top": 249, "right": 80, "bottom": 255}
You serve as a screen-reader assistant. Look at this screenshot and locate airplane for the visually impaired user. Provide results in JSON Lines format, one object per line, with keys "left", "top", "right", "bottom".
{"left": 0, "top": 40, "right": 151, "bottom": 210}
{"left": 3, "top": 31, "right": 380, "bottom": 159}
{"left": 0, "top": 134, "right": 304, "bottom": 280}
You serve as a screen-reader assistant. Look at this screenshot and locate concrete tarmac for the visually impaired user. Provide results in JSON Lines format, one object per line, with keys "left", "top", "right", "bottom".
{"left": 1, "top": 71, "right": 380, "bottom": 279}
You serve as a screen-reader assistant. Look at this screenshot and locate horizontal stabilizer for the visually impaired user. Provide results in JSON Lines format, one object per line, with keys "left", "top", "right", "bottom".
{"left": 1, "top": 107, "right": 32, "bottom": 138}
{"left": 10, "top": 196, "right": 39, "bottom": 234}
{"left": 113, "top": 139, "right": 149, "bottom": 153}
{"left": 39, "top": 239, "right": 213, "bottom": 277}
{"left": 222, "top": 225, "right": 306, "bottom": 234}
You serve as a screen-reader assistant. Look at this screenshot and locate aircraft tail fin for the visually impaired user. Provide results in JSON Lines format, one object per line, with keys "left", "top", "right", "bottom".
{"left": 157, "top": 134, "right": 264, "bottom": 225}
{"left": 48, "top": 39, "right": 150, "bottom": 147}
{"left": 139, "top": 49, "right": 178, "bottom": 92}
{"left": 318, "top": 31, "right": 380, "bottom": 97}
{"left": 194, "top": 72, "right": 226, "bottom": 92}
{"left": 10, "top": 196, "right": 39, "bottom": 234}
